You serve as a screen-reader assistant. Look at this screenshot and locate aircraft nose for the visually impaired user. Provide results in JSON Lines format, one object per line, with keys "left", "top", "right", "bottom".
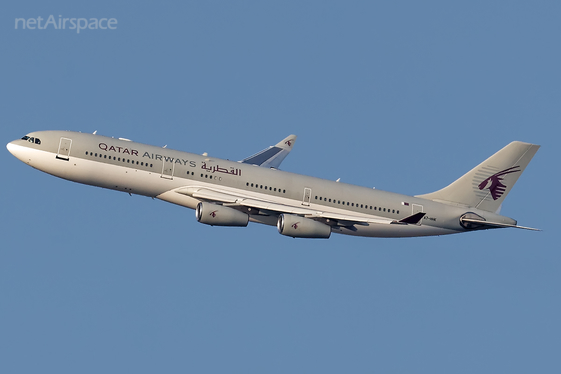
{"left": 7, "top": 140, "right": 28, "bottom": 163}
{"left": 7, "top": 141, "right": 16, "bottom": 155}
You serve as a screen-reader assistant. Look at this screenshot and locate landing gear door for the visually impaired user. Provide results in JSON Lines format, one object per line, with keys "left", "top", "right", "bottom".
{"left": 56, "top": 137, "right": 72, "bottom": 160}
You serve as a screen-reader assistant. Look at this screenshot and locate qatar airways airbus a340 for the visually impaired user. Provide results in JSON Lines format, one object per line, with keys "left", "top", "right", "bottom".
{"left": 7, "top": 130, "right": 540, "bottom": 238}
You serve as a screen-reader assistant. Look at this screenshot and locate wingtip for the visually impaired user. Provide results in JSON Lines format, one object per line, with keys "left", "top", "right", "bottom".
{"left": 276, "top": 134, "right": 297, "bottom": 149}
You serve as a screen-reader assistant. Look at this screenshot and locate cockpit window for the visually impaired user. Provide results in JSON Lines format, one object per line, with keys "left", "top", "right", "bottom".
{"left": 20, "top": 136, "right": 41, "bottom": 145}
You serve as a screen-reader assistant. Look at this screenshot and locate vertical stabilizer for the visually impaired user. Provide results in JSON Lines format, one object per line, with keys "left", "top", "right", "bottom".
{"left": 416, "top": 141, "right": 540, "bottom": 212}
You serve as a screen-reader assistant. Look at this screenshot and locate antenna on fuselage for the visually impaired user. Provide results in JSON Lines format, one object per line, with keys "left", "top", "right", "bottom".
{"left": 93, "top": 130, "right": 97, "bottom": 134}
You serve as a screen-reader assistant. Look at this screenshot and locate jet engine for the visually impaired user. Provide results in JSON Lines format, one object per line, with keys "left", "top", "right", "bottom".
{"left": 277, "top": 214, "right": 331, "bottom": 238}
{"left": 196, "top": 202, "right": 249, "bottom": 227}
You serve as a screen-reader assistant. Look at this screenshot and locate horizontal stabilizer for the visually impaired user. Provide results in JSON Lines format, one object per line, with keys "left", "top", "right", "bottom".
{"left": 460, "top": 217, "right": 541, "bottom": 231}
{"left": 241, "top": 134, "right": 296, "bottom": 169}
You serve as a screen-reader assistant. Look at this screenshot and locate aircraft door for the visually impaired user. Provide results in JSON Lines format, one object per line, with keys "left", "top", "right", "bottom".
{"left": 56, "top": 137, "right": 72, "bottom": 160}
{"left": 161, "top": 159, "right": 174, "bottom": 179}
{"left": 302, "top": 187, "right": 312, "bottom": 206}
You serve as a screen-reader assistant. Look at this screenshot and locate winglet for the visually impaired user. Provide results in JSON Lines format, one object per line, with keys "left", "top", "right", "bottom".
{"left": 240, "top": 134, "right": 297, "bottom": 169}
{"left": 393, "top": 212, "right": 426, "bottom": 225}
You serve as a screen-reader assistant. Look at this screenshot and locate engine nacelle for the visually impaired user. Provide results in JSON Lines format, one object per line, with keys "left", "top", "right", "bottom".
{"left": 196, "top": 202, "right": 249, "bottom": 227}
{"left": 277, "top": 214, "right": 331, "bottom": 239}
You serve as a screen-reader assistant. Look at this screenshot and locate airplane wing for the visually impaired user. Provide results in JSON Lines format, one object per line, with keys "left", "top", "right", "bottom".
{"left": 175, "top": 185, "right": 538, "bottom": 231}
{"left": 172, "top": 186, "right": 423, "bottom": 229}
{"left": 240, "top": 134, "right": 297, "bottom": 169}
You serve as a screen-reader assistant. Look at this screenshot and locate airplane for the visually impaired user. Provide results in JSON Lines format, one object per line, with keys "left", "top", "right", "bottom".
{"left": 7, "top": 130, "right": 540, "bottom": 238}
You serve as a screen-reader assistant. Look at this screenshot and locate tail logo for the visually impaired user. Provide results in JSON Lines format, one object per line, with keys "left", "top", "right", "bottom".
{"left": 478, "top": 166, "right": 521, "bottom": 200}
{"left": 285, "top": 140, "right": 292, "bottom": 147}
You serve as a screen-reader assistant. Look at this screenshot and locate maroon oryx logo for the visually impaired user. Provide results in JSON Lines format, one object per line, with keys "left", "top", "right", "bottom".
{"left": 478, "top": 166, "right": 521, "bottom": 200}
{"left": 210, "top": 210, "right": 218, "bottom": 218}
{"left": 285, "top": 140, "right": 292, "bottom": 147}
{"left": 291, "top": 222, "right": 300, "bottom": 229}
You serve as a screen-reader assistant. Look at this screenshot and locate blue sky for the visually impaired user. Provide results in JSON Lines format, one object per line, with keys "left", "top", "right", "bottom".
{"left": 2, "top": 1, "right": 559, "bottom": 373}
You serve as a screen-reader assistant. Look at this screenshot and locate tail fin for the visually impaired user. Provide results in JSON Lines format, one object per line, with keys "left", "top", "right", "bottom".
{"left": 416, "top": 141, "right": 540, "bottom": 213}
